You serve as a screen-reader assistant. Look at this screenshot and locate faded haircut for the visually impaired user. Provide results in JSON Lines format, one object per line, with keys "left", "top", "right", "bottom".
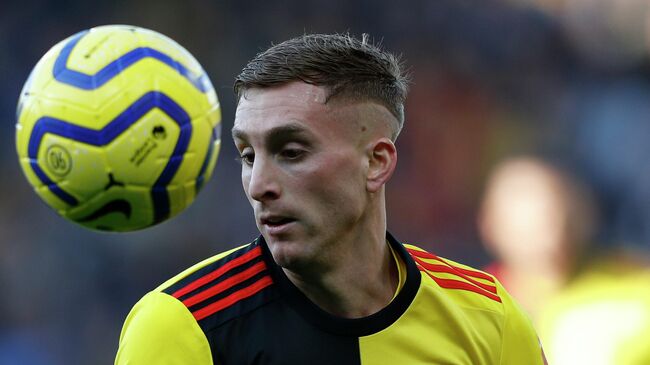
{"left": 234, "top": 33, "right": 409, "bottom": 140}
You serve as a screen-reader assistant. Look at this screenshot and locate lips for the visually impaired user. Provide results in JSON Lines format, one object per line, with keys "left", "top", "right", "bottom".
{"left": 260, "top": 216, "right": 295, "bottom": 226}
{"left": 259, "top": 214, "right": 296, "bottom": 235}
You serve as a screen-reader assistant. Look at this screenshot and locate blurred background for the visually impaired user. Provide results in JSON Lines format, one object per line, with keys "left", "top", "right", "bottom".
{"left": 1, "top": 0, "right": 650, "bottom": 364}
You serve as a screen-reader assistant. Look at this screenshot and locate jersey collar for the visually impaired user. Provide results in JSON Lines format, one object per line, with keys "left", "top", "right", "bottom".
{"left": 257, "top": 231, "right": 421, "bottom": 336}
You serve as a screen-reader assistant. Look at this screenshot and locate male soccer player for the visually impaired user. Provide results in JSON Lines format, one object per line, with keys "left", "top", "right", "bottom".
{"left": 115, "top": 33, "right": 546, "bottom": 364}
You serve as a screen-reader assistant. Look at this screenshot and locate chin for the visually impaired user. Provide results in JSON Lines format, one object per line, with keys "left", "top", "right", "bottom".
{"left": 266, "top": 237, "right": 310, "bottom": 270}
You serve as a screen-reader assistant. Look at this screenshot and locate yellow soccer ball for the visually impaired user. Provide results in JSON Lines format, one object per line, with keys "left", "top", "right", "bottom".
{"left": 15, "top": 25, "right": 221, "bottom": 232}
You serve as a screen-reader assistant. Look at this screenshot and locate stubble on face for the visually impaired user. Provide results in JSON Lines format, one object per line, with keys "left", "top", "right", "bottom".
{"left": 234, "top": 82, "right": 395, "bottom": 274}
{"left": 234, "top": 85, "right": 344, "bottom": 262}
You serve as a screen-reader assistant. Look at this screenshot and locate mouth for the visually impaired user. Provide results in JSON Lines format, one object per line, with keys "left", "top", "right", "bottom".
{"left": 261, "top": 216, "right": 295, "bottom": 226}
{"left": 259, "top": 215, "right": 297, "bottom": 235}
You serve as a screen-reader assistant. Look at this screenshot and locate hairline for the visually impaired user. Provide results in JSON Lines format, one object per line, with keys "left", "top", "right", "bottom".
{"left": 237, "top": 83, "right": 402, "bottom": 141}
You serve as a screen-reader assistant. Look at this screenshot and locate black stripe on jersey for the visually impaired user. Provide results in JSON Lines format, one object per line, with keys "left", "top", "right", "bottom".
{"left": 174, "top": 255, "right": 265, "bottom": 303}
{"left": 197, "top": 279, "right": 277, "bottom": 334}
{"left": 162, "top": 240, "right": 278, "bottom": 333}
{"left": 185, "top": 269, "right": 271, "bottom": 314}
{"left": 162, "top": 242, "right": 260, "bottom": 297}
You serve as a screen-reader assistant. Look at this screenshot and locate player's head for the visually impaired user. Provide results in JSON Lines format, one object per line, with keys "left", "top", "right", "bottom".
{"left": 232, "top": 34, "right": 407, "bottom": 269}
{"left": 234, "top": 33, "right": 408, "bottom": 141}
{"left": 478, "top": 156, "right": 597, "bottom": 274}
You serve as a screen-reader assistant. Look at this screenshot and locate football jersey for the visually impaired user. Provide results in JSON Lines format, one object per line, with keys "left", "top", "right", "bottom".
{"left": 115, "top": 232, "right": 546, "bottom": 364}
{"left": 538, "top": 256, "right": 650, "bottom": 365}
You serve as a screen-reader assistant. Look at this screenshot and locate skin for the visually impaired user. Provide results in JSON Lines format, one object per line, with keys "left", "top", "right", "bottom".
{"left": 478, "top": 157, "right": 591, "bottom": 318}
{"left": 232, "top": 81, "right": 399, "bottom": 318}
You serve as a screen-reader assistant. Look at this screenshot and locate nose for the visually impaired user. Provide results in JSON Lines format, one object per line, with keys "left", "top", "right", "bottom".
{"left": 245, "top": 155, "right": 281, "bottom": 203}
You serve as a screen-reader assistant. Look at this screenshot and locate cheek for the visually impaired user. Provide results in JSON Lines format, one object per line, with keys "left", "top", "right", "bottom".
{"left": 301, "top": 155, "right": 365, "bottom": 205}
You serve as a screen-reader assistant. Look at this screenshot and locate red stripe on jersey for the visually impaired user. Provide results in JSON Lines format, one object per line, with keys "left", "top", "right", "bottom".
{"left": 182, "top": 261, "right": 268, "bottom": 308}
{"left": 407, "top": 248, "right": 495, "bottom": 283}
{"left": 415, "top": 260, "right": 497, "bottom": 294}
{"left": 407, "top": 249, "right": 498, "bottom": 296}
{"left": 411, "top": 255, "right": 498, "bottom": 297}
{"left": 172, "top": 246, "right": 263, "bottom": 299}
{"left": 417, "top": 264, "right": 502, "bottom": 303}
{"left": 192, "top": 276, "right": 274, "bottom": 321}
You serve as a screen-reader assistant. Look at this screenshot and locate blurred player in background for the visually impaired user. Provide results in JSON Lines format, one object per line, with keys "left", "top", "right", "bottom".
{"left": 116, "top": 34, "right": 546, "bottom": 364}
{"left": 479, "top": 156, "right": 596, "bottom": 317}
{"left": 480, "top": 156, "right": 650, "bottom": 364}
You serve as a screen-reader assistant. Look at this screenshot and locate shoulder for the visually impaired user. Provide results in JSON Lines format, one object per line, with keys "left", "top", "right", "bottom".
{"left": 116, "top": 241, "right": 276, "bottom": 364}
{"left": 156, "top": 241, "right": 275, "bottom": 331}
{"left": 404, "top": 243, "right": 546, "bottom": 364}
{"left": 404, "top": 244, "right": 503, "bottom": 308}
{"left": 116, "top": 290, "right": 213, "bottom": 364}
{"left": 155, "top": 241, "right": 264, "bottom": 294}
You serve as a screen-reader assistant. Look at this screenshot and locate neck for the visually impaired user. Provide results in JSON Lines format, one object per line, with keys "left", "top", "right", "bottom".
{"left": 283, "top": 198, "right": 398, "bottom": 318}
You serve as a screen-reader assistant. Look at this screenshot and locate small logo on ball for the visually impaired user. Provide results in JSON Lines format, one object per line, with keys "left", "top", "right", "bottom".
{"left": 152, "top": 125, "right": 167, "bottom": 140}
{"left": 46, "top": 145, "right": 72, "bottom": 176}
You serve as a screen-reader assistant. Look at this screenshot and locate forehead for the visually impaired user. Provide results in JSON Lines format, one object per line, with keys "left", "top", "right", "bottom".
{"left": 241, "top": 81, "right": 329, "bottom": 105}
{"left": 232, "top": 82, "right": 336, "bottom": 139}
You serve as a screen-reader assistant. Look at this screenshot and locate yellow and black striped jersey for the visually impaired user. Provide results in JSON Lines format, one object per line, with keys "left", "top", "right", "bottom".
{"left": 115, "top": 232, "right": 546, "bottom": 364}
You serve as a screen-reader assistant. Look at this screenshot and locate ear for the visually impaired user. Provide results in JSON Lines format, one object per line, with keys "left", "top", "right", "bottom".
{"left": 366, "top": 138, "right": 397, "bottom": 193}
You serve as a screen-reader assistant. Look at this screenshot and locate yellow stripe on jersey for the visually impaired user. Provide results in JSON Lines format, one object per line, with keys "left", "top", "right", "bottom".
{"left": 388, "top": 241, "right": 406, "bottom": 301}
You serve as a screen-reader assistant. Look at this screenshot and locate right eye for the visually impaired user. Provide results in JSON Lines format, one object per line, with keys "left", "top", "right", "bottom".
{"left": 236, "top": 150, "right": 255, "bottom": 166}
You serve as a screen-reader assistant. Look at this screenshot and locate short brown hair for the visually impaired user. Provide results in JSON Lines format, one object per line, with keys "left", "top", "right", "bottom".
{"left": 234, "top": 33, "right": 409, "bottom": 139}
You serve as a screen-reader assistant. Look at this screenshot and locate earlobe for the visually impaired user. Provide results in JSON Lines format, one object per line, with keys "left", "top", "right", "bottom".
{"left": 366, "top": 138, "right": 397, "bottom": 193}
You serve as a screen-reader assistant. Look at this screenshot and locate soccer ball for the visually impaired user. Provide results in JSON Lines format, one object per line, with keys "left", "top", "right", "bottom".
{"left": 15, "top": 25, "right": 221, "bottom": 232}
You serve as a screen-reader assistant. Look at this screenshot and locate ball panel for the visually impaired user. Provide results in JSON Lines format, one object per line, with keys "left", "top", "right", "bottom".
{"left": 103, "top": 108, "right": 180, "bottom": 186}
{"left": 167, "top": 112, "right": 222, "bottom": 211}
{"left": 135, "top": 63, "right": 208, "bottom": 117}
{"left": 39, "top": 74, "right": 129, "bottom": 120}
{"left": 64, "top": 27, "right": 141, "bottom": 75}
{"left": 167, "top": 110, "right": 215, "bottom": 185}
{"left": 38, "top": 134, "right": 109, "bottom": 202}
{"left": 163, "top": 183, "right": 190, "bottom": 221}
{"left": 201, "top": 139, "right": 221, "bottom": 190}
{"left": 65, "top": 184, "right": 155, "bottom": 232}
{"left": 133, "top": 26, "right": 209, "bottom": 86}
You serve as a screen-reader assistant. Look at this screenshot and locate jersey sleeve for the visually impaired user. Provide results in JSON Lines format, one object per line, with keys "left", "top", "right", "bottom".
{"left": 497, "top": 281, "right": 548, "bottom": 365}
{"left": 115, "top": 291, "right": 213, "bottom": 364}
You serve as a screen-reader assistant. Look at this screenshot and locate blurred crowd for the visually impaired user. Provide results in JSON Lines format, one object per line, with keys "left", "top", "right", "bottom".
{"left": 1, "top": 0, "right": 649, "bottom": 363}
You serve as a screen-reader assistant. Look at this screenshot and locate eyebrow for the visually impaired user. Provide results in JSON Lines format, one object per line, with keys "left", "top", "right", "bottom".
{"left": 231, "top": 122, "right": 311, "bottom": 143}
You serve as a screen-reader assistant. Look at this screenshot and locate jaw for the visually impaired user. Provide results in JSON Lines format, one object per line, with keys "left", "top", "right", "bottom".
{"left": 266, "top": 236, "right": 315, "bottom": 272}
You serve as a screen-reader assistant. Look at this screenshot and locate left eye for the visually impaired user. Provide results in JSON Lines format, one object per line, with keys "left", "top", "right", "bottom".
{"left": 280, "top": 149, "right": 304, "bottom": 159}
